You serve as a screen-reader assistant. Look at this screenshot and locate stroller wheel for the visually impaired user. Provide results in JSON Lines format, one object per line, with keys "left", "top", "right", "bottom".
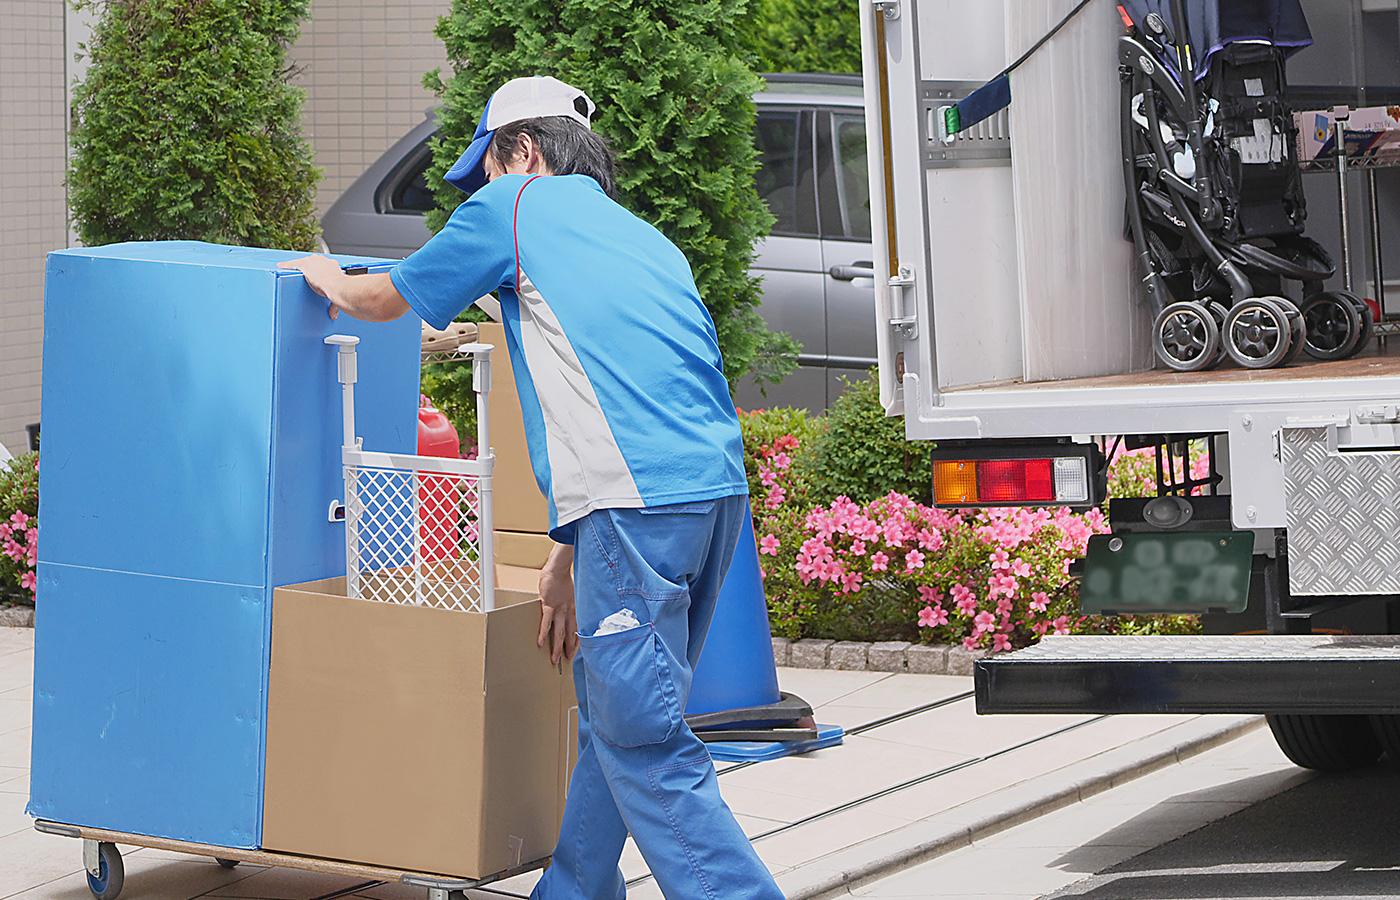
{"left": 1154, "top": 301, "right": 1220, "bottom": 372}
{"left": 1301, "top": 291, "right": 1363, "bottom": 361}
{"left": 1337, "top": 290, "right": 1374, "bottom": 359}
{"left": 1266, "top": 297, "right": 1308, "bottom": 366}
{"left": 1224, "top": 297, "right": 1292, "bottom": 369}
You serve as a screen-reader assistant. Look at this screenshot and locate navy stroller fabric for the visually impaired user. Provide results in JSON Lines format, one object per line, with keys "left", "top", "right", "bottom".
{"left": 1122, "top": 0, "right": 1312, "bottom": 78}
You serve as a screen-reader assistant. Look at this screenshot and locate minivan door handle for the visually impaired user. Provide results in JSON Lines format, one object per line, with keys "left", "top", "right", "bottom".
{"left": 828, "top": 261, "right": 875, "bottom": 281}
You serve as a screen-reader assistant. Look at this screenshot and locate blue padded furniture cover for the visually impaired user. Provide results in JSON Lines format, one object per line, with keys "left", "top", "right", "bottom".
{"left": 29, "top": 242, "right": 419, "bottom": 848}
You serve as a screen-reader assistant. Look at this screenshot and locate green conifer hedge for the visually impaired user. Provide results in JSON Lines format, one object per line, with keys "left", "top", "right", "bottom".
{"left": 68, "top": 0, "right": 321, "bottom": 250}
{"left": 423, "top": 0, "right": 798, "bottom": 387}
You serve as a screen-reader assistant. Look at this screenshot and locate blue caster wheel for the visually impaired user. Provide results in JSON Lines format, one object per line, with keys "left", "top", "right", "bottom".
{"left": 86, "top": 842, "right": 124, "bottom": 900}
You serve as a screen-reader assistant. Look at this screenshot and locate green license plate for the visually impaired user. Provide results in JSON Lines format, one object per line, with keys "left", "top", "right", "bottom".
{"left": 1079, "top": 531, "right": 1253, "bottom": 615}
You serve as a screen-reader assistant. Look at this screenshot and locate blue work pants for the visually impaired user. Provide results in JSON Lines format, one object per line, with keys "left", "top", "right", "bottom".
{"left": 531, "top": 495, "right": 785, "bottom": 900}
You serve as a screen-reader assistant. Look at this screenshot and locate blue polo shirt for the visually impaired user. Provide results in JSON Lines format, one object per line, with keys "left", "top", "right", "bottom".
{"left": 390, "top": 173, "right": 747, "bottom": 541}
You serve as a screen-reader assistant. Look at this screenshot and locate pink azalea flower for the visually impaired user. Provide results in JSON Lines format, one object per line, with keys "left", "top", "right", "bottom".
{"left": 9, "top": 511, "right": 28, "bottom": 528}
{"left": 1012, "top": 559, "right": 1031, "bottom": 578}
{"left": 951, "top": 583, "right": 977, "bottom": 615}
{"left": 917, "top": 585, "right": 943, "bottom": 605}
{"left": 850, "top": 540, "right": 866, "bottom": 556}
{"left": 840, "top": 570, "right": 864, "bottom": 593}
{"left": 764, "top": 487, "right": 786, "bottom": 510}
{"left": 759, "top": 468, "right": 778, "bottom": 488}
{"left": 758, "top": 533, "right": 781, "bottom": 556}
{"left": 870, "top": 551, "right": 889, "bottom": 572}
{"left": 1029, "top": 591, "right": 1050, "bottom": 612}
{"left": 990, "top": 549, "right": 1009, "bottom": 570}
{"left": 772, "top": 452, "right": 792, "bottom": 470}
{"left": 962, "top": 636, "right": 981, "bottom": 651}
{"left": 1052, "top": 616, "right": 1071, "bottom": 635}
{"left": 0, "top": 523, "right": 10, "bottom": 541}
{"left": 973, "top": 611, "right": 996, "bottom": 634}
{"left": 918, "top": 604, "right": 949, "bottom": 628}
{"left": 992, "top": 633, "right": 1012, "bottom": 653}
{"left": 904, "top": 549, "right": 925, "bottom": 572}
{"left": 20, "top": 571, "right": 36, "bottom": 592}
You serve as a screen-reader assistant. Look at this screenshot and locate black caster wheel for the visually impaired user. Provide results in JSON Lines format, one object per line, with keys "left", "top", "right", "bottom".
{"left": 1301, "top": 291, "right": 1363, "bottom": 360}
{"left": 1205, "top": 301, "right": 1231, "bottom": 367}
{"left": 87, "top": 842, "right": 125, "bottom": 900}
{"left": 215, "top": 857, "right": 241, "bottom": 869}
{"left": 1225, "top": 297, "right": 1292, "bottom": 369}
{"left": 1153, "top": 301, "right": 1220, "bottom": 371}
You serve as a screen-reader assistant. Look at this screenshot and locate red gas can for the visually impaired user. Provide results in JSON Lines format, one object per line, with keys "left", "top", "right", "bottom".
{"left": 417, "top": 401, "right": 461, "bottom": 561}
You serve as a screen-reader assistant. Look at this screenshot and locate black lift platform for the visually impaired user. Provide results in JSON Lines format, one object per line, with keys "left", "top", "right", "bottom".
{"left": 975, "top": 635, "right": 1400, "bottom": 716}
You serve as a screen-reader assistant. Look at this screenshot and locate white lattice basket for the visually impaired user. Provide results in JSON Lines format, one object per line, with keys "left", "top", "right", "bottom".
{"left": 326, "top": 336, "right": 496, "bottom": 612}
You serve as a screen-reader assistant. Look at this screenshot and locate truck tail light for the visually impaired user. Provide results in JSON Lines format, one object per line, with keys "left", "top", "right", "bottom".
{"left": 931, "top": 445, "right": 1099, "bottom": 509}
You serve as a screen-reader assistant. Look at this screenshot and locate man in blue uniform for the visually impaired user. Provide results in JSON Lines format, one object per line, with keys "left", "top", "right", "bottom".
{"left": 280, "top": 76, "right": 785, "bottom": 900}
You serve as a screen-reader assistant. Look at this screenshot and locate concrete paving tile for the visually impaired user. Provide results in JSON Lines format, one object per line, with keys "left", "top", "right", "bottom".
{"left": 0, "top": 725, "right": 31, "bottom": 767}
{"left": 10, "top": 851, "right": 266, "bottom": 900}
{"left": 852, "top": 845, "right": 1127, "bottom": 898}
{"left": 860, "top": 704, "right": 1096, "bottom": 757}
{"left": 973, "top": 796, "right": 1250, "bottom": 852}
{"left": 717, "top": 735, "right": 968, "bottom": 809}
{"left": 0, "top": 769, "right": 30, "bottom": 796}
{"left": 0, "top": 627, "right": 36, "bottom": 655}
{"left": 716, "top": 781, "right": 838, "bottom": 822}
{"left": 825, "top": 673, "right": 973, "bottom": 712}
{"left": 0, "top": 697, "right": 32, "bottom": 735}
{"left": 774, "top": 668, "right": 895, "bottom": 709}
{"left": 748, "top": 808, "right": 913, "bottom": 869}
{"left": 809, "top": 704, "right": 909, "bottom": 731}
{"left": 0, "top": 826, "right": 97, "bottom": 898}
{"left": 0, "top": 682, "right": 34, "bottom": 702}
{"left": 0, "top": 648, "right": 35, "bottom": 682}
{"left": 203, "top": 863, "right": 371, "bottom": 898}
{"left": 0, "top": 785, "right": 36, "bottom": 838}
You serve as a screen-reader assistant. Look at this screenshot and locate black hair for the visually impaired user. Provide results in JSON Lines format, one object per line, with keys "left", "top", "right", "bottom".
{"left": 488, "top": 117, "right": 618, "bottom": 199}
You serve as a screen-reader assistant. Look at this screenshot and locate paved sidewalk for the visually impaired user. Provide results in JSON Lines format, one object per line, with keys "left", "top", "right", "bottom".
{"left": 0, "top": 627, "right": 1264, "bottom": 900}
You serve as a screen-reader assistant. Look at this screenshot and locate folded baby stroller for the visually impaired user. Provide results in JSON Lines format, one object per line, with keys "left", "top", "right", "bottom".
{"left": 1119, "top": 0, "right": 1370, "bottom": 370}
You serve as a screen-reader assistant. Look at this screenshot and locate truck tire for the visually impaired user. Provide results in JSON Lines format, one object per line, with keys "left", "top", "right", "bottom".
{"left": 1367, "top": 715, "right": 1400, "bottom": 762}
{"left": 1267, "top": 714, "right": 1382, "bottom": 771}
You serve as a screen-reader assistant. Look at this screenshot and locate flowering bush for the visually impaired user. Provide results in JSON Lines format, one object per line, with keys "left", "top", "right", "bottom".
{"left": 0, "top": 453, "right": 38, "bottom": 605}
{"left": 1106, "top": 440, "right": 1212, "bottom": 499}
{"left": 738, "top": 412, "right": 1203, "bottom": 650}
{"left": 758, "top": 492, "right": 1110, "bottom": 649}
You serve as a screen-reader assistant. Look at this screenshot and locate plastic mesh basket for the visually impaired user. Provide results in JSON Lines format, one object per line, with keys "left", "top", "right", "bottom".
{"left": 344, "top": 460, "right": 487, "bottom": 612}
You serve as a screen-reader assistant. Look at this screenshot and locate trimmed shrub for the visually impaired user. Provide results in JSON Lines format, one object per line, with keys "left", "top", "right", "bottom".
{"left": 422, "top": 0, "right": 798, "bottom": 387}
{"left": 803, "top": 372, "right": 927, "bottom": 505}
{"left": 68, "top": 0, "right": 321, "bottom": 249}
{"left": 749, "top": 0, "right": 862, "bottom": 75}
{"left": 0, "top": 454, "right": 39, "bottom": 605}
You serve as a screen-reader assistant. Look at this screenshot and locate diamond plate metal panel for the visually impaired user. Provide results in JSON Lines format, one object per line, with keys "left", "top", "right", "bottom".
{"left": 1282, "top": 427, "right": 1400, "bottom": 595}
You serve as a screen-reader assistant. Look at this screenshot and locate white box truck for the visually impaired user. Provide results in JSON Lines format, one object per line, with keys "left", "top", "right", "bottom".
{"left": 858, "top": 0, "right": 1400, "bottom": 771}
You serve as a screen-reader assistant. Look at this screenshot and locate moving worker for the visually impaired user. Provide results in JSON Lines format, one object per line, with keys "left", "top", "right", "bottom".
{"left": 280, "top": 76, "right": 785, "bottom": 900}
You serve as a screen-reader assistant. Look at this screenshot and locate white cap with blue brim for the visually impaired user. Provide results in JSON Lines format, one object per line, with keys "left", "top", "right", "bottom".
{"left": 444, "top": 75, "right": 596, "bottom": 194}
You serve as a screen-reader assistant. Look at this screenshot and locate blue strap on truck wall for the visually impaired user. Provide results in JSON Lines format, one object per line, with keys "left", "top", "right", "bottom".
{"left": 942, "top": 0, "right": 1096, "bottom": 137}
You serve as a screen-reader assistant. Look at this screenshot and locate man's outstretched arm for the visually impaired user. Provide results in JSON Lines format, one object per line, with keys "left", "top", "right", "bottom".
{"left": 279, "top": 255, "right": 411, "bottom": 322}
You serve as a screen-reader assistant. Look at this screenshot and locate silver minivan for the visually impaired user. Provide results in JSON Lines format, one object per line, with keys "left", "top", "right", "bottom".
{"left": 321, "top": 74, "right": 874, "bottom": 412}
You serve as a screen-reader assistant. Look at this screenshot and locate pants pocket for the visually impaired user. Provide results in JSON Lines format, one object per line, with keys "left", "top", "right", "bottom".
{"left": 577, "top": 622, "right": 681, "bottom": 748}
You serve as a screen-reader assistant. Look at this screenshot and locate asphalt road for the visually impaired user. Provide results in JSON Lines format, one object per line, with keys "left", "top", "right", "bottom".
{"left": 1044, "top": 763, "right": 1400, "bottom": 900}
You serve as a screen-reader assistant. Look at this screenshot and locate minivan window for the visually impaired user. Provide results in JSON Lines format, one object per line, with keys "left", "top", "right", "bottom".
{"left": 379, "top": 140, "right": 437, "bottom": 214}
{"left": 833, "top": 113, "right": 872, "bottom": 240}
{"left": 754, "top": 110, "right": 818, "bottom": 237}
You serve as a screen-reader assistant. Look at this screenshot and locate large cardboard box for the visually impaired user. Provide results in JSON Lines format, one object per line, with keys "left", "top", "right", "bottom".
{"left": 262, "top": 577, "right": 576, "bottom": 878}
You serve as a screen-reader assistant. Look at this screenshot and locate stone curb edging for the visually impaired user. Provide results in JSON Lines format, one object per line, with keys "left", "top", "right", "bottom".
{"left": 776, "top": 714, "right": 1266, "bottom": 900}
{"left": 0, "top": 607, "right": 34, "bottom": 628}
{"left": 775, "top": 637, "right": 988, "bottom": 675}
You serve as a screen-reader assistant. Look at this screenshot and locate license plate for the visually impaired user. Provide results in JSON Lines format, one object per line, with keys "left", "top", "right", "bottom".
{"left": 1079, "top": 531, "right": 1253, "bottom": 615}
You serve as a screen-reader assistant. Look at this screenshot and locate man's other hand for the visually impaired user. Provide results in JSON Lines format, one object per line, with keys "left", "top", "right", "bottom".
{"left": 538, "top": 543, "right": 578, "bottom": 666}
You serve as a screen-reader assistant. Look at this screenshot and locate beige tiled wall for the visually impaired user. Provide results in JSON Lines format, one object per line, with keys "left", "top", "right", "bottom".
{"left": 0, "top": 1, "right": 450, "bottom": 454}
{"left": 0, "top": 0, "right": 67, "bottom": 456}
{"left": 291, "top": 0, "right": 450, "bottom": 216}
